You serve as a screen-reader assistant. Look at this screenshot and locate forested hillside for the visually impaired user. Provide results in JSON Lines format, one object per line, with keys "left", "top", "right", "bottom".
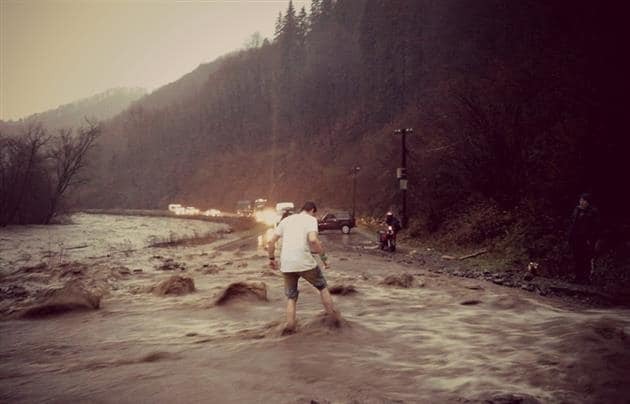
{"left": 80, "top": 0, "right": 625, "bottom": 267}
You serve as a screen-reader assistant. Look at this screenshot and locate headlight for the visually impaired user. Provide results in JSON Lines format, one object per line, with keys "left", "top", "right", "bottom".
{"left": 255, "top": 208, "right": 278, "bottom": 226}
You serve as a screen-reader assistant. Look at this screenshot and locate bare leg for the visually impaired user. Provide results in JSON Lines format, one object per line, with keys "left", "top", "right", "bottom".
{"left": 285, "top": 298, "right": 297, "bottom": 332}
{"left": 319, "top": 288, "right": 336, "bottom": 315}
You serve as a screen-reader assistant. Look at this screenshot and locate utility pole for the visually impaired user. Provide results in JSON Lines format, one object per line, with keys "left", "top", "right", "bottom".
{"left": 393, "top": 128, "right": 413, "bottom": 228}
{"left": 350, "top": 165, "right": 361, "bottom": 219}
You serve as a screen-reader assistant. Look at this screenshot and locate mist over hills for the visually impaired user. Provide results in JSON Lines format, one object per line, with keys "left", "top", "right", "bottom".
{"left": 139, "top": 58, "right": 227, "bottom": 111}
{"left": 1, "top": 87, "right": 147, "bottom": 132}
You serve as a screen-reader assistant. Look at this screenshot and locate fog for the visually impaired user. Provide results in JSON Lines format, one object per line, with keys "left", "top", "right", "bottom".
{"left": 0, "top": 0, "right": 311, "bottom": 120}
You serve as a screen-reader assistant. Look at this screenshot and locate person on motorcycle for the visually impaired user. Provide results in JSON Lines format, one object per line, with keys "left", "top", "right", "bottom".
{"left": 378, "top": 212, "right": 401, "bottom": 252}
{"left": 385, "top": 212, "right": 402, "bottom": 233}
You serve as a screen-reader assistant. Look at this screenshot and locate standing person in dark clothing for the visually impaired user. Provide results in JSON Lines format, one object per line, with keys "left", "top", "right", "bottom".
{"left": 568, "top": 193, "right": 600, "bottom": 284}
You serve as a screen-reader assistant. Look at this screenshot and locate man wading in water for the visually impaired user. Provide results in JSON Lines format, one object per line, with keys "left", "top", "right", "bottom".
{"left": 267, "top": 201, "right": 339, "bottom": 334}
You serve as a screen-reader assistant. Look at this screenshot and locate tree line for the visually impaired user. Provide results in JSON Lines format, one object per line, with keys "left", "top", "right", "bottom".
{"left": 6, "top": 0, "right": 625, "bottom": 271}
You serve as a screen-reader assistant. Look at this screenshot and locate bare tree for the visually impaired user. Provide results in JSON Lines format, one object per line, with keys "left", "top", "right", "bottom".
{"left": 44, "top": 121, "right": 100, "bottom": 223}
{"left": 0, "top": 125, "right": 49, "bottom": 226}
{"left": 244, "top": 31, "right": 263, "bottom": 49}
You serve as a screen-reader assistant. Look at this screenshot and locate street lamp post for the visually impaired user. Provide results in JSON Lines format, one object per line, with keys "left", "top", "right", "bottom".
{"left": 393, "top": 128, "right": 413, "bottom": 228}
{"left": 351, "top": 165, "right": 361, "bottom": 219}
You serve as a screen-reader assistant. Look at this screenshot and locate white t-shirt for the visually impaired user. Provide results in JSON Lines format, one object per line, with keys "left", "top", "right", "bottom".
{"left": 274, "top": 212, "right": 318, "bottom": 273}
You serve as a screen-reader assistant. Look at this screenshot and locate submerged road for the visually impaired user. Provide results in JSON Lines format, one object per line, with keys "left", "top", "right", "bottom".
{"left": 1, "top": 214, "right": 629, "bottom": 403}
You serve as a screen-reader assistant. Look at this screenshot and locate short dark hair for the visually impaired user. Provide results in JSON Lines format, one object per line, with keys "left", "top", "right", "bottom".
{"left": 301, "top": 201, "right": 317, "bottom": 213}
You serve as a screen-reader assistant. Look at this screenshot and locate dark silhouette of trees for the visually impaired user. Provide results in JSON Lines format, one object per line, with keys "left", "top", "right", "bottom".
{"left": 0, "top": 122, "right": 100, "bottom": 225}
{"left": 0, "top": 125, "right": 48, "bottom": 225}
{"left": 45, "top": 122, "right": 100, "bottom": 223}
{"left": 77, "top": 0, "right": 625, "bottom": 270}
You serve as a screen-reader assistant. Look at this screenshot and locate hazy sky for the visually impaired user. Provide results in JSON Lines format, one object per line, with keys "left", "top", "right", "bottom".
{"left": 0, "top": 0, "right": 310, "bottom": 120}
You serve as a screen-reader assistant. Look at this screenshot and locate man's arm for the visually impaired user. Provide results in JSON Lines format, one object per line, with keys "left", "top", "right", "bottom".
{"left": 267, "top": 233, "right": 281, "bottom": 269}
{"left": 307, "top": 231, "right": 323, "bottom": 254}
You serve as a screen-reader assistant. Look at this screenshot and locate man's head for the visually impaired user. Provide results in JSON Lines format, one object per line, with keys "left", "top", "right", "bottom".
{"left": 578, "top": 193, "right": 591, "bottom": 209}
{"left": 386, "top": 211, "right": 394, "bottom": 224}
{"left": 301, "top": 201, "right": 317, "bottom": 216}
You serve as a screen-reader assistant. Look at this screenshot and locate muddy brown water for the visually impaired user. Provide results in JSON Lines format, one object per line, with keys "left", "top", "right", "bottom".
{"left": 1, "top": 214, "right": 629, "bottom": 403}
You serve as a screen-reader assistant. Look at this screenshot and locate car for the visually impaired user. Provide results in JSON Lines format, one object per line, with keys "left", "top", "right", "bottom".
{"left": 236, "top": 200, "right": 253, "bottom": 216}
{"left": 275, "top": 202, "right": 294, "bottom": 215}
{"left": 273, "top": 202, "right": 295, "bottom": 226}
{"left": 184, "top": 206, "right": 200, "bottom": 215}
{"left": 254, "top": 198, "right": 268, "bottom": 211}
{"left": 203, "top": 208, "right": 221, "bottom": 217}
{"left": 168, "top": 203, "right": 183, "bottom": 212}
{"left": 318, "top": 211, "right": 355, "bottom": 234}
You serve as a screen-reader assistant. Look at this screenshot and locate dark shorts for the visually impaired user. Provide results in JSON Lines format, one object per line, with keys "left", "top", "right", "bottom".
{"left": 283, "top": 266, "right": 328, "bottom": 300}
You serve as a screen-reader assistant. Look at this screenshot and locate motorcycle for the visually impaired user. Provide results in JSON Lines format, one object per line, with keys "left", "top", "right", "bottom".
{"left": 378, "top": 225, "right": 397, "bottom": 252}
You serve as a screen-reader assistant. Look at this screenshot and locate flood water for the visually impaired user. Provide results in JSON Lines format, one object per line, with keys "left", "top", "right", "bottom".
{"left": 1, "top": 214, "right": 629, "bottom": 403}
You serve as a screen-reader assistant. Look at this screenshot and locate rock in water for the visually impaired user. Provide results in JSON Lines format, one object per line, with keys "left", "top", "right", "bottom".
{"left": 460, "top": 299, "right": 482, "bottom": 306}
{"left": 20, "top": 281, "right": 101, "bottom": 318}
{"left": 329, "top": 284, "right": 358, "bottom": 295}
{"left": 382, "top": 273, "right": 414, "bottom": 288}
{"left": 214, "top": 282, "right": 267, "bottom": 305}
{"left": 151, "top": 275, "right": 195, "bottom": 296}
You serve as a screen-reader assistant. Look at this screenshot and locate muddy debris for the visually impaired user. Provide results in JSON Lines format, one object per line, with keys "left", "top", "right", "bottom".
{"left": 299, "top": 311, "right": 349, "bottom": 335}
{"left": 85, "top": 351, "right": 181, "bottom": 369}
{"left": 59, "top": 262, "right": 87, "bottom": 278}
{"left": 328, "top": 284, "right": 358, "bottom": 295}
{"left": 20, "top": 281, "right": 102, "bottom": 319}
{"left": 196, "top": 264, "right": 223, "bottom": 275}
{"left": 0, "top": 285, "right": 29, "bottom": 300}
{"left": 151, "top": 275, "right": 195, "bottom": 296}
{"left": 18, "top": 262, "right": 48, "bottom": 273}
{"left": 589, "top": 317, "right": 627, "bottom": 341}
{"left": 460, "top": 299, "right": 482, "bottom": 306}
{"left": 138, "top": 351, "right": 180, "bottom": 363}
{"left": 381, "top": 273, "right": 414, "bottom": 288}
{"left": 114, "top": 266, "right": 131, "bottom": 276}
{"left": 214, "top": 282, "right": 268, "bottom": 305}
{"left": 155, "top": 258, "right": 186, "bottom": 271}
{"left": 235, "top": 320, "right": 283, "bottom": 340}
{"left": 472, "top": 392, "right": 541, "bottom": 404}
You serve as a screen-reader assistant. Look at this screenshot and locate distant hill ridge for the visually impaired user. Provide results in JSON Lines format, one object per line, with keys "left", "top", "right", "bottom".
{"left": 29, "top": 87, "right": 147, "bottom": 130}
{"left": 1, "top": 87, "right": 147, "bottom": 131}
{"left": 138, "top": 58, "right": 226, "bottom": 111}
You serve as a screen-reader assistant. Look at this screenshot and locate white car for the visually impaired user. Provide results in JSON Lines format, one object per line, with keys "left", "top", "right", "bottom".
{"left": 184, "top": 207, "right": 200, "bottom": 215}
{"left": 203, "top": 209, "right": 221, "bottom": 217}
{"left": 275, "top": 202, "right": 294, "bottom": 215}
{"left": 168, "top": 203, "right": 182, "bottom": 213}
{"left": 274, "top": 202, "right": 295, "bottom": 225}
